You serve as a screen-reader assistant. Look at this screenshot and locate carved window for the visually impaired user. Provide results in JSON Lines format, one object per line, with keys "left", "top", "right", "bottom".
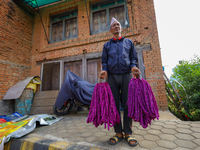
{"left": 90, "top": 0, "right": 128, "bottom": 34}
{"left": 50, "top": 10, "right": 78, "bottom": 43}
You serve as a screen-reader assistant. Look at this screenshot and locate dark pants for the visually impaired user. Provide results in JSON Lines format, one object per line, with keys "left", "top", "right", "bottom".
{"left": 107, "top": 73, "right": 132, "bottom": 135}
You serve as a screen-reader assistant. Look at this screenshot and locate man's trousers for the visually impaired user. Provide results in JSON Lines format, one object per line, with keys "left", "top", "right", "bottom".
{"left": 107, "top": 73, "right": 132, "bottom": 135}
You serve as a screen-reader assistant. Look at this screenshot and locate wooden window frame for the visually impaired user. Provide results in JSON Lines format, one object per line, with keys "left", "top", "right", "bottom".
{"left": 90, "top": 0, "right": 129, "bottom": 35}
{"left": 49, "top": 10, "right": 78, "bottom": 43}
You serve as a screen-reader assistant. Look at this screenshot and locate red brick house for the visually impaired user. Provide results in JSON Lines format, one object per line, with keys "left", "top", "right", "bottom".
{"left": 0, "top": 0, "right": 168, "bottom": 113}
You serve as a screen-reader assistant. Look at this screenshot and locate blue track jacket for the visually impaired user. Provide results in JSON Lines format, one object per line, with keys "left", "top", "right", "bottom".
{"left": 102, "top": 37, "right": 138, "bottom": 74}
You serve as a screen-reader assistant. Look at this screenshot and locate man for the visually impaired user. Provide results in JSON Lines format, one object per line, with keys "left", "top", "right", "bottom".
{"left": 99, "top": 17, "right": 141, "bottom": 147}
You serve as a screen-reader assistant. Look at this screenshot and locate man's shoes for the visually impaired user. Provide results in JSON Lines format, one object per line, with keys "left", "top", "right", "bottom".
{"left": 109, "top": 135, "right": 123, "bottom": 145}
{"left": 125, "top": 136, "right": 138, "bottom": 147}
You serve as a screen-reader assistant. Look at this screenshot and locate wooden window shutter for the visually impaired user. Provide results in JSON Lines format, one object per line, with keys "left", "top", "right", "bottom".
{"left": 93, "top": 12, "right": 99, "bottom": 32}
{"left": 52, "top": 21, "right": 63, "bottom": 42}
{"left": 65, "top": 18, "right": 77, "bottom": 38}
{"left": 65, "top": 20, "right": 71, "bottom": 38}
{"left": 91, "top": 2, "right": 126, "bottom": 34}
{"left": 109, "top": 8, "right": 117, "bottom": 22}
{"left": 109, "top": 6, "right": 125, "bottom": 26}
{"left": 118, "top": 6, "right": 125, "bottom": 26}
{"left": 72, "top": 18, "right": 77, "bottom": 37}
{"left": 100, "top": 10, "right": 107, "bottom": 30}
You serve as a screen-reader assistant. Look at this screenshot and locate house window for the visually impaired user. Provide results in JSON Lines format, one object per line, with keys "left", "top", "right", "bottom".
{"left": 50, "top": 10, "right": 78, "bottom": 43}
{"left": 90, "top": 0, "right": 128, "bottom": 34}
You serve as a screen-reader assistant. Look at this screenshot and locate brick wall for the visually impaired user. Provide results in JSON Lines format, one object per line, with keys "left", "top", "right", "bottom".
{"left": 30, "top": 0, "right": 168, "bottom": 109}
{"left": 0, "top": 0, "right": 34, "bottom": 99}
{"left": 0, "top": 0, "right": 168, "bottom": 109}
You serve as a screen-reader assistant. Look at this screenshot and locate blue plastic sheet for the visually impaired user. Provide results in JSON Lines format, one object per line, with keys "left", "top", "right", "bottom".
{"left": 0, "top": 112, "right": 23, "bottom": 122}
{"left": 55, "top": 70, "right": 95, "bottom": 109}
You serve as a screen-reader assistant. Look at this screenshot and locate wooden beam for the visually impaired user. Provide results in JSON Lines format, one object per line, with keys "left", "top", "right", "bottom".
{"left": 135, "top": 44, "right": 151, "bottom": 52}
{"left": 135, "top": 44, "right": 151, "bottom": 79}
{"left": 137, "top": 50, "right": 145, "bottom": 79}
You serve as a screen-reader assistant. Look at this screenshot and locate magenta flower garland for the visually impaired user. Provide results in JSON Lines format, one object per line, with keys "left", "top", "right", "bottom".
{"left": 127, "top": 78, "right": 159, "bottom": 128}
{"left": 87, "top": 82, "right": 120, "bottom": 130}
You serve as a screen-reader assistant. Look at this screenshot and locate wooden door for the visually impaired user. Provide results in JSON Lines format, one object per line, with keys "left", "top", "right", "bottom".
{"left": 52, "top": 65, "right": 60, "bottom": 90}
{"left": 42, "top": 62, "right": 60, "bottom": 91}
{"left": 87, "top": 58, "right": 102, "bottom": 84}
{"left": 87, "top": 59, "right": 97, "bottom": 84}
{"left": 64, "top": 61, "right": 82, "bottom": 79}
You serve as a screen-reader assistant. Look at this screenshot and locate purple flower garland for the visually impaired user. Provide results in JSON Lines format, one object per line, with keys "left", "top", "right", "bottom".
{"left": 87, "top": 82, "right": 120, "bottom": 130}
{"left": 127, "top": 78, "right": 159, "bottom": 128}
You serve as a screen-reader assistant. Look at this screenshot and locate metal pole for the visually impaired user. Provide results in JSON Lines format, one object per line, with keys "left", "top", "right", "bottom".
{"left": 35, "top": 0, "right": 49, "bottom": 44}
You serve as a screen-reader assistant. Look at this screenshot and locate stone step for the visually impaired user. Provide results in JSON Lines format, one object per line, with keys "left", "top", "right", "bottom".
{"left": 30, "top": 90, "right": 59, "bottom": 115}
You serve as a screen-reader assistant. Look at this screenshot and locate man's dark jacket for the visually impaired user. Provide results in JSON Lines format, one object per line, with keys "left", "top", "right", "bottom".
{"left": 102, "top": 37, "right": 138, "bottom": 74}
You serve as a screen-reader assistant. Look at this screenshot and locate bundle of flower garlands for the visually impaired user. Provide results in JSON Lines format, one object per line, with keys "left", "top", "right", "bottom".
{"left": 87, "top": 82, "right": 120, "bottom": 130}
{"left": 127, "top": 78, "right": 159, "bottom": 128}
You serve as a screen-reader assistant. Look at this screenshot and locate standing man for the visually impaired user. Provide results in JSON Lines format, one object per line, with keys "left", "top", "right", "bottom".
{"left": 99, "top": 17, "right": 140, "bottom": 147}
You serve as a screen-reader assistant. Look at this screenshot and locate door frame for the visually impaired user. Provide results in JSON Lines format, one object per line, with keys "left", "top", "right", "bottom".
{"left": 40, "top": 60, "right": 62, "bottom": 91}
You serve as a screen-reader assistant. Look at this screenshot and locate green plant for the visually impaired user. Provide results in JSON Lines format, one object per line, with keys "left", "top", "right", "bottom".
{"left": 166, "top": 55, "right": 200, "bottom": 121}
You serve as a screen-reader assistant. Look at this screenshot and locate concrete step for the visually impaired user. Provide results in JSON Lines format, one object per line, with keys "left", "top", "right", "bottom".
{"left": 30, "top": 90, "right": 59, "bottom": 115}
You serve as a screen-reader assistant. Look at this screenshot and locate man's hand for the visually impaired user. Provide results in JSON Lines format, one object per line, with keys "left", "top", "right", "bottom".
{"left": 131, "top": 67, "right": 141, "bottom": 79}
{"left": 99, "top": 70, "right": 107, "bottom": 79}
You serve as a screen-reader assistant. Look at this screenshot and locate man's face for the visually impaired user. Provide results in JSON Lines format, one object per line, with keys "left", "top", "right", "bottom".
{"left": 110, "top": 22, "right": 122, "bottom": 34}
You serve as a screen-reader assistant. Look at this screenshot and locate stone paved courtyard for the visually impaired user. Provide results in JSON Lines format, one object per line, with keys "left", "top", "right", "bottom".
{"left": 22, "top": 110, "right": 200, "bottom": 150}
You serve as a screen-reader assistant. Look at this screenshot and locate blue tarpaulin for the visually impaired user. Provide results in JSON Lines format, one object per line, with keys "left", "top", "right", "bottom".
{"left": 55, "top": 70, "right": 95, "bottom": 109}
